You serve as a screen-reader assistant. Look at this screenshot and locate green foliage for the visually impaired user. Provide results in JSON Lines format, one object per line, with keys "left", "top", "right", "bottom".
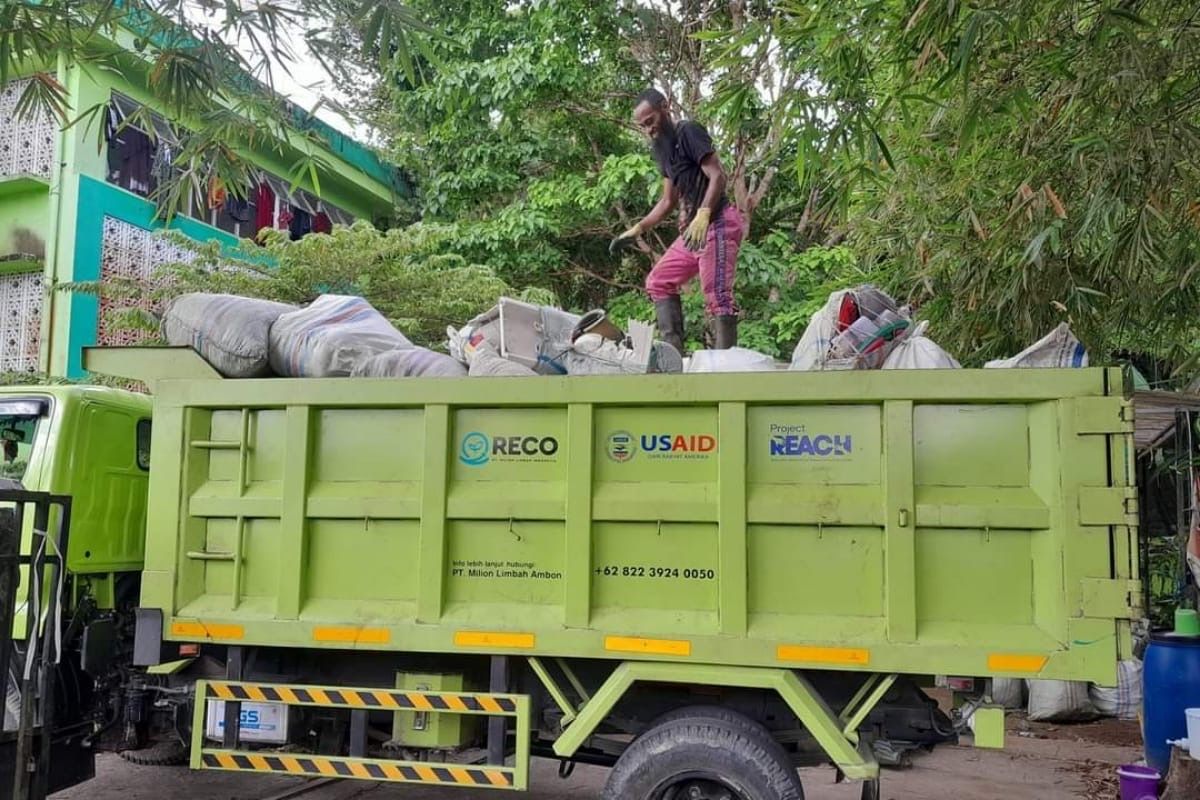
{"left": 65, "top": 223, "right": 510, "bottom": 350}
{"left": 1147, "top": 535, "right": 1182, "bottom": 631}
{"left": 768, "top": 0, "right": 1200, "bottom": 368}
{"left": 369, "top": 0, "right": 658, "bottom": 309}
{"left": 21, "top": 0, "right": 1200, "bottom": 374}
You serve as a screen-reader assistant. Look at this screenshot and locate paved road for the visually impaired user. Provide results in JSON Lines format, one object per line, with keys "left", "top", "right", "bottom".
{"left": 52, "top": 730, "right": 1140, "bottom": 800}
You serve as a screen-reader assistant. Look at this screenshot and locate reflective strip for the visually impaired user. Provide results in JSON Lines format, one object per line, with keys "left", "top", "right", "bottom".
{"left": 205, "top": 681, "right": 518, "bottom": 714}
{"left": 374, "top": 691, "right": 400, "bottom": 708}
{"left": 199, "top": 751, "right": 514, "bottom": 786}
{"left": 453, "top": 630, "right": 536, "bottom": 649}
{"left": 987, "top": 653, "right": 1048, "bottom": 673}
{"left": 243, "top": 685, "right": 268, "bottom": 702}
{"left": 210, "top": 683, "right": 236, "bottom": 700}
{"left": 170, "top": 621, "right": 244, "bottom": 640}
{"left": 312, "top": 626, "right": 390, "bottom": 645}
{"left": 776, "top": 645, "right": 870, "bottom": 666}
{"left": 604, "top": 636, "right": 691, "bottom": 656}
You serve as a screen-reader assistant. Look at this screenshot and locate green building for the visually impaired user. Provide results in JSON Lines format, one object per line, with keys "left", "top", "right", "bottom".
{"left": 0, "top": 35, "right": 403, "bottom": 379}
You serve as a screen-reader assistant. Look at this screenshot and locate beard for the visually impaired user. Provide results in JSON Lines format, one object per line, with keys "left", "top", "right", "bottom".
{"left": 650, "top": 118, "right": 677, "bottom": 164}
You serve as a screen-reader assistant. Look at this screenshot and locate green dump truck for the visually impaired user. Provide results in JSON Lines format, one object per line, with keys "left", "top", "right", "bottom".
{"left": 5, "top": 348, "right": 1140, "bottom": 800}
{"left": 0, "top": 385, "right": 151, "bottom": 796}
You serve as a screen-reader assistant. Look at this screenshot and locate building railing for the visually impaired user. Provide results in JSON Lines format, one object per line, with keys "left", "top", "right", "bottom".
{"left": 0, "top": 79, "right": 57, "bottom": 181}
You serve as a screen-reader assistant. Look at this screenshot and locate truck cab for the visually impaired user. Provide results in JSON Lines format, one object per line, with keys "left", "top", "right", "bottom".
{"left": 0, "top": 385, "right": 152, "bottom": 797}
{"left": 0, "top": 385, "right": 152, "bottom": 617}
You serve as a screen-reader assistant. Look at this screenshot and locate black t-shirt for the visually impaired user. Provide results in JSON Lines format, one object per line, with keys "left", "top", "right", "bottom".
{"left": 652, "top": 120, "right": 725, "bottom": 225}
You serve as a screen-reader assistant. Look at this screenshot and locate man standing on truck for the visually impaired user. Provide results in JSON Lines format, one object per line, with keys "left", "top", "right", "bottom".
{"left": 610, "top": 88, "right": 745, "bottom": 353}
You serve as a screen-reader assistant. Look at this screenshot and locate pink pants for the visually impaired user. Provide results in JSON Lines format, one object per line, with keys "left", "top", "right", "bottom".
{"left": 646, "top": 205, "right": 744, "bottom": 315}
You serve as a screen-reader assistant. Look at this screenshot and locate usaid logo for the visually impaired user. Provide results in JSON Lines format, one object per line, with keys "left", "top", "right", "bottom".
{"left": 641, "top": 434, "right": 717, "bottom": 454}
{"left": 604, "top": 431, "right": 717, "bottom": 462}
{"left": 768, "top": 423, "right": 852, "bottom": 458}
{"left": 459, "top": 432, "right": 559, "bottom": 466}
{"left": 606, "top": 431, "right": 635, "bottom": 462}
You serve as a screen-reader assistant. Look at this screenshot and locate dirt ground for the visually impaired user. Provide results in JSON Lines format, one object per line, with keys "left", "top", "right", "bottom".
{"left": 52, "top": 716, "right": 1144, "bottom": 800}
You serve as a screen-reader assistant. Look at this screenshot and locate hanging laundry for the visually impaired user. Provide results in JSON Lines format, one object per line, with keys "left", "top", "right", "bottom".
{"left": 313, "top": 211, "right": 332, "bottom": 234}
{"left": 150, "top": 142, "right": 175, "bottom": 188}
{"left": 225, "top": 195, "right": 252, "bottom": 223}
{"left": 254, "top": 182, "right": 275, "bottom": 233}
{"left": 121, "top": 129, "right": 154, "bottom": 196}
{"left": 277, "top": 207, "right": 294, "bottom": 230}
{"left": 105, "top": 103, "right": 121, "bottom": 145}
{"left": 289, "top": 208, "right": 313, "bottom": 240}
{"left": 207, "top": 177, "right": 227, "bottom": 210}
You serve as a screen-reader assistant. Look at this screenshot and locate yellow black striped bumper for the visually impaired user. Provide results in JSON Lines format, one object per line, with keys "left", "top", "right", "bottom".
{"left": 192, "top": 678, "right": 530, "bottom": 790}
{"left": 206, "top": 681, "right": 519, "bottom": 713}
{"left": 200, "top": 751, "right": 515, "bottom": 787}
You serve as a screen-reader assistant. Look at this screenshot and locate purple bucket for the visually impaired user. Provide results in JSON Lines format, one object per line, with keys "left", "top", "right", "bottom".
{"left": 1117, "top": 765, "right": 1160, "bottom": 800}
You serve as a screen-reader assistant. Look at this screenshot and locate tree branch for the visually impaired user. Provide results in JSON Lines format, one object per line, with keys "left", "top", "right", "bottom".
{"left": 559, "top": 261, "right": 643, "bottom": 292}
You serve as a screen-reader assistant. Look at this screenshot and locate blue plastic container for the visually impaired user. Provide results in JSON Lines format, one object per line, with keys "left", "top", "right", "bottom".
{"left": 1144, "top": 632, "right": 1200, "bottom": 774}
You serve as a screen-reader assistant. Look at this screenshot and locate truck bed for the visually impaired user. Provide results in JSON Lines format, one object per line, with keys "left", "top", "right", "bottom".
{"left": 135, "top": 362, "right": 1137, "bottom": 684}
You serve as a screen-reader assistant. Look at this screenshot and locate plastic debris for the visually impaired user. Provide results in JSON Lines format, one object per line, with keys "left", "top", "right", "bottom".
{"left": 984, "top": 322, "right": 1087, "bottom": 368}
{"left": 686, "top": 347, "right": 777, "bottom": 373}
{"left": 881, "top": 321, "right": 961, "bottom": 369}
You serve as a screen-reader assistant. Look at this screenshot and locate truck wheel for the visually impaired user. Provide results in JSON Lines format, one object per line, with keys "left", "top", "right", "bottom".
{"left": 118, "top": 739, "right": 188, "bottom": 766}
{"left": 602, "top": 713, "right": 805, "bottom": 800}
{"left": 648, "top": 705, "right": 787, "bottom": 744}
{"left": 647, "top": 704, "right": 798, "bottom": 774}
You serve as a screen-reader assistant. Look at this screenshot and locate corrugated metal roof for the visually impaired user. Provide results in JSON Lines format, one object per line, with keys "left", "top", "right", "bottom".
{"left": 1134, "top": 390, "right": 1200, "bottom": 452}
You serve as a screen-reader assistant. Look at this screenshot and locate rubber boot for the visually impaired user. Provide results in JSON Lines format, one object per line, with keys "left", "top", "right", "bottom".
{"left": 713, "top": 314, "right": 738, "bottom": 349}
{"left": 654, "top": 296, "right": 685, "bottom": 354}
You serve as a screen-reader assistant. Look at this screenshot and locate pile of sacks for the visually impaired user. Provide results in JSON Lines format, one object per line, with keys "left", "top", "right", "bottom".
{"left": 160, "top": 287, "right": 1092, "bottom": 379}
{"left": 162, "top": 293, "right": 462, "bottom": 379}
{"left": 161, "top": 293, "right": 684, "bottom": 379}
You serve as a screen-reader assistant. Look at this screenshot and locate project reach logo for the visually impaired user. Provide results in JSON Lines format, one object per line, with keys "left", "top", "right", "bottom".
{"left": 769, "top": 424, "right": 852, "bottom": 458}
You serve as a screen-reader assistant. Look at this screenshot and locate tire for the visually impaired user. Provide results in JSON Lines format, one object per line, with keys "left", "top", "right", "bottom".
{"left": 860, "top": 778, "right": 880, "bottom": 800}
{"left": 603, "top": 712, "right": 805, "bottom": 800}
{"left": 118, "top": 739, "right": 188, "bottom": 767}
{"left": 647, "top": 704, "right": 798, "bottom": 772}
{"left": 648, "top": 705, "right": 785, "bottom": 742}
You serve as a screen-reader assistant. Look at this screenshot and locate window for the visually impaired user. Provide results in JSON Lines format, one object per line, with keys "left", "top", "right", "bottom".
{"left": 136, "top": 419, "right": 151, "bottom": 470}
{"left": 0, "top": 397, "right": 47, "bottom": 483}
{"left": 106, "top": 124, "right": 156, "bottom": 198}
{"left": 105, "top": 93, "right": 360, "bottom": 239}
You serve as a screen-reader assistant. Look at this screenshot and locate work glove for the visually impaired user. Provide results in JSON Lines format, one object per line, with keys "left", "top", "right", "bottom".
{"left": 682, "top": 207, "right": 711, "bottom": 251}
{"left": 609, "top": 222, "right": 643, "bottom": 255}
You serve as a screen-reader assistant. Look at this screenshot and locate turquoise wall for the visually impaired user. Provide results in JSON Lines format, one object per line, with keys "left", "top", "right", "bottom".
{"left": 66, "top": 175, "right": 237, "bottom": 378}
